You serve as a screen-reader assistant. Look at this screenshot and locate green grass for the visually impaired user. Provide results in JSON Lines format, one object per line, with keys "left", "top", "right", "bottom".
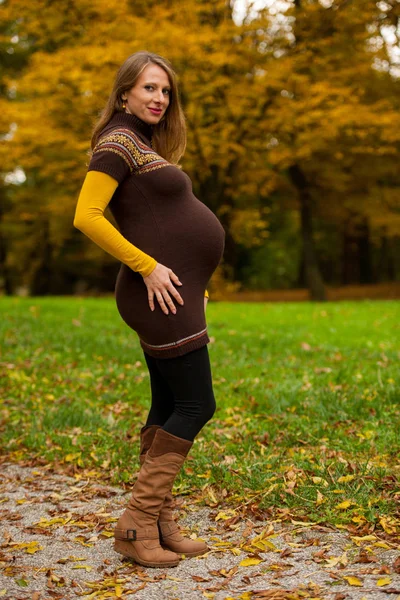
{"left": 1, "top": 297, "right": 399, "bottom": 532}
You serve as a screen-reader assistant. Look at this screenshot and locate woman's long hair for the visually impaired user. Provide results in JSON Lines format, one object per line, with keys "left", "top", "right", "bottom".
{"left": 90, "top": 51, "right": 187, "bottom": 165}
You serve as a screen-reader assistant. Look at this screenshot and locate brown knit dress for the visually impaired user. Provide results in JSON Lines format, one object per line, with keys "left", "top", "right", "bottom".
{"left": 87, "top": 112, "right": 225, "bottom": 359}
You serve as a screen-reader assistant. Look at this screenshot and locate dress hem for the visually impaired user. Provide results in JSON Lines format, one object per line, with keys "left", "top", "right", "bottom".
{"left": 139, "top": 329, "right": 210, "bottom": 359}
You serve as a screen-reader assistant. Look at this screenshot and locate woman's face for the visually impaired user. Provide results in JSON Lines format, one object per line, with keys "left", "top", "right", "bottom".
{"left": 122, "top": 63, "right": 171, "bottom": 125}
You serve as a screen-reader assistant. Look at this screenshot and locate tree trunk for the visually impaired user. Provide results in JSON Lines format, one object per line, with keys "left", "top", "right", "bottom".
{"left": 30, "top": 219, "right": 53, "bottom": 295}
{"left": 358, "top": 217, "right": 373, "bottom": 284}
{"left": 342, "top": 230, "right": 358, "bottom": 284}
{"left": 0, "top": 188, "right": 13, "bottom": 295}
{"left": 288, "top": 164, "right": 326, "bottom": 301}
{"left": 376, "top": 227, "right": 395, "bottom": 282}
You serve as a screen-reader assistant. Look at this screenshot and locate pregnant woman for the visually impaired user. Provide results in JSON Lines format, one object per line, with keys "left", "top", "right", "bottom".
{"left": 73, "top": 51, "right": 225, "bottom": 568}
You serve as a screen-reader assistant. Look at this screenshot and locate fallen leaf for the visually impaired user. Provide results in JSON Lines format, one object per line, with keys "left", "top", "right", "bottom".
{"left": 393, "top": 556, "right": 400, "bottom": 574}
{"left": 336, "top": 500, "right": 352, "bottom": 510}
{"left": 240, "top": 557, "right": 263, "bottom": 566}
{"left": 312, "top": 476, "right": 329, "bottom": 487}
{"left": 373, "top": 541, "right": 391, "bottom": 550}
{"left": 337, "top": 475, "right": 355, "bottom": 483}
{"left": 325, "top": 553, "right": 348, "bottom": 568}
{"left": 343, "top": 576, "right": 363, "bottom": 586}
{"left": 351, "top": 534, "right": 376, "bottom": 546}
{"left": 377, "top": 577, "right": 392, "bottom": 587}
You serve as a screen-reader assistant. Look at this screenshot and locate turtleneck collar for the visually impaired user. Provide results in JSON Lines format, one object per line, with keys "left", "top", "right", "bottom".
{"left": 110, "top": 111, "right": 153, "bottom": 146}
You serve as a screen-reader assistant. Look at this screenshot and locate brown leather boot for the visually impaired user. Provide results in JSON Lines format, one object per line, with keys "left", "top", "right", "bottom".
{"left": 139, "top": 424, "right": 209, "bottom": 558}
{"left": 114, "top": 427, "right": 193, "bottom": 567}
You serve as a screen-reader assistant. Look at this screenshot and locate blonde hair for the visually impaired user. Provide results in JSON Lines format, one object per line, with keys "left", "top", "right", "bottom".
{"left": 91, "top": 51, "right": 187, "bottom": 165}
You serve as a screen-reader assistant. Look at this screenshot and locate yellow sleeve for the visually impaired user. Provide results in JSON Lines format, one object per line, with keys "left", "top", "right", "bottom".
{"left": 205, "top": 289, "right": 209, "bottom": 299}
{"left": 73, "top": 171, "right": 158, "bottom": 278}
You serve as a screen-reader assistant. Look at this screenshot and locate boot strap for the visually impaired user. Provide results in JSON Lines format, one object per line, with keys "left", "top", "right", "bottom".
{"left": 114, "top": 527, "right": 159, "bottom": 541}
{"left": 158, "top": 520, "right": 180, "bottom": 538}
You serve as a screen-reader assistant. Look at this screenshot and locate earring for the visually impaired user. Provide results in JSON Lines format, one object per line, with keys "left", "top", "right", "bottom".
{"left": 122, "top": 100, "right": 126, "bottom": 110}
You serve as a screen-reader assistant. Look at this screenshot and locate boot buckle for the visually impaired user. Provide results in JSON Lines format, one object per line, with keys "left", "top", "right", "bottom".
{"left": 126, "top": 529, "right": 137, "bottom": 540}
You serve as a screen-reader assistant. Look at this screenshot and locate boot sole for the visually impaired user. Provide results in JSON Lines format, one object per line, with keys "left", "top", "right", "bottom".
{"left": 114, "top": 540, "right": 180, "bottom": 568}
{"left": 161, "top": 544, "right": 209, "bottom": 558}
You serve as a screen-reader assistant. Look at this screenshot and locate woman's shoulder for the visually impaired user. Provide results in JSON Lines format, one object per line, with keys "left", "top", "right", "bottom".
{"left": 95, "top": 126, "right": 146, "bottom": 152}
{"left": 92, "top": 126, "right": 170, "bottom": 178}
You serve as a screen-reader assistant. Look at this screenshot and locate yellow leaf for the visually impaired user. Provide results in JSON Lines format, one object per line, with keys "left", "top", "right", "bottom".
{"left": 312, "top": 476, "right": 328, "bottom": 487}
{"left": 251, "top": 540, "right": 269, "bottom": 551}
{"left": 263, "top": 540, "right": 280, "bottom": 552}
{"left": 352, "top": 515, "right": 367, "bottom": 523}
{"left": 65, "top": 452, "right": 81, "bottom": 462}
{"left": 379, "top": 517, "right": 397, "bottom": 534}
{"left": 215, "top": 510, "right": 237, "bottom": 521}
{"left": 350, "top": 535, "right": 376, "bottom": 545}
{"left": 343, "top": 576, "right": 363, "bottom": 586}
{"left": 9, "top": 541, "right": 43, "bottom": 554}
{"left": 0, "top": 590, "right": 7, "bottom": 597}
{"left": 337, "top": 475, "right": 355, "bottom": 483}
{"left": 325, "top": 552, "right": 348, "bottom": 568}
{"left": 373, "top": 541, "right": 391, "bottom": 549}
{"left": 207, "top": 489, "right": 218, "bottom": 504}
{"left": 336, "top": 500, "right": 352, "bottom": 510}
{"left": 73, "top": 537, "right": 93, "bottom": 547}
{"left": 198, "top": 470, "right": 212, "bottom": 479}
{"left": 239, "top": 558, "right": 263, "bottom": 566}
{"left": 377, "top": 577, "right": 391, "bottom": 587}
{"left": 213, "top": 541, "right": 232, "bottom": 547}
{"left": 316, "top": 490, "right": 325, "bottom": 506}
{"left": 26, "top": 542, "right": 43, "bottom": 554}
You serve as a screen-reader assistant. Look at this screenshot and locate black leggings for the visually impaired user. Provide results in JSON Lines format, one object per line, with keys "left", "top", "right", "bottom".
{"left": 143, "top": 345, "right": 216, "bottom": 442}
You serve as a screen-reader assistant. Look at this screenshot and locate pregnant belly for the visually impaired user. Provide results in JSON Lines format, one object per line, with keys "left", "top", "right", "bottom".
{"left": 160, "top": 196, "right": 226, "bottom": 275}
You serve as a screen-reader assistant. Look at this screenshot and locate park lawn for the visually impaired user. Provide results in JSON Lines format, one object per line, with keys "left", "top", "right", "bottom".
{"left": 1, "top": 297, "right": 399, "bottom": 535}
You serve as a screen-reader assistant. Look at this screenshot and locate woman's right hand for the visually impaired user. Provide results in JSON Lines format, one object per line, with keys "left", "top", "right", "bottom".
{"left": 142, "top": 263, "right": 184, "bottom": 315}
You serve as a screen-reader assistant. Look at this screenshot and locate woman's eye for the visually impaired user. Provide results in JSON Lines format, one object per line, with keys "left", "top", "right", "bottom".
{"left": 145, "top": 85, "right": 170, "bottom": 95}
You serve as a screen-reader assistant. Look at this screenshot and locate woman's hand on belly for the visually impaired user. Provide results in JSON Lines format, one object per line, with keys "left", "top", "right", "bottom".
{"left": 142, "top": 262, "right": 185, "bottom": 315}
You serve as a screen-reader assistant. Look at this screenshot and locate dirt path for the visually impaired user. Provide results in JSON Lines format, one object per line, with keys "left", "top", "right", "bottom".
{"left": 0, "top": 462, "right": 399, "bottom": 600}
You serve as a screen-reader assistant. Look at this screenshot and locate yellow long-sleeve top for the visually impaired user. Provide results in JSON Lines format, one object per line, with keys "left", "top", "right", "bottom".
{"left": 73, "top": 170, "right": 209, "bottom": 298}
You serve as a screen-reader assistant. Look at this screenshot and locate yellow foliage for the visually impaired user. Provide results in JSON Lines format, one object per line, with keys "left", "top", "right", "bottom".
{"left": 1, "top": 0, "right": 400, "bottom": 292}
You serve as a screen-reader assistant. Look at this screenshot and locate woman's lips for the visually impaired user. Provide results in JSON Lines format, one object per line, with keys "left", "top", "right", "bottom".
{"left": 148, "top": 108, "right": 162, "bottom": 115}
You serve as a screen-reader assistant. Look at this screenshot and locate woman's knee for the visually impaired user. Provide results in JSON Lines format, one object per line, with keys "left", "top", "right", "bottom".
{"left": 202, "top": 393, "right": 216, "bottom": 424}
{"left": 174, "top": 389, "right": 216, "bottom": 427}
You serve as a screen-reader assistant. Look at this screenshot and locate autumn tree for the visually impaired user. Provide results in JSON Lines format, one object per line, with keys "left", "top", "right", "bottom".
{"left": 1, "top": 0, "right": 399, "bottom": 298}
{"left": 254, "top": 0, "right": 400, "bottom": 298}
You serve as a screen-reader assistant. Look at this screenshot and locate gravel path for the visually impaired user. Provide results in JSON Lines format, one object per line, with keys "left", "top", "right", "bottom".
{"left": 0, "top": 462, "right": 399, "bottom": 600}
